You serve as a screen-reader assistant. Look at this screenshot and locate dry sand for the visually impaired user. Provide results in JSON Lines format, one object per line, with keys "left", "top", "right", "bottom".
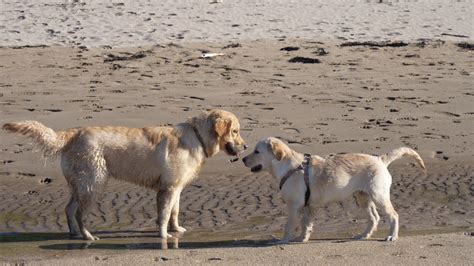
{"left": 1, "top": 0, "right": 473, "bottom": 264}
{"left": 1, "top": 0, "right": 472, "bottom": 46}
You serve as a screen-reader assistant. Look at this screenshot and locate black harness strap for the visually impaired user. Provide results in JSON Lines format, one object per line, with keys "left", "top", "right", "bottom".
{"left": 279, "top": 165, "right": 303, "bottom": 190}
{"left": 302, "top": 153, "right": 311, "bottom": 206}
{"left": 279, "top": 153, "right": 312, "bottom": 206}
{"left": 191, "top": 125, "right": 209, "bottom": 158}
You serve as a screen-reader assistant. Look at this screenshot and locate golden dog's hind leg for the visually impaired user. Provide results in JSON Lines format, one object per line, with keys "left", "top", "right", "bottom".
{"left": 74, "top": 177, "right": 105, "bottom": 241}
{"left": 169, "top": 189, "right": 187, "bottom": 233}
{"left": 69, "top": 153, "right": 107, "bottom": 241}
{"left": 65, "top": 195, "right": 81, "bottom": 238}
{"left": 75, "top": 199, "right": 98, "bottom": 241}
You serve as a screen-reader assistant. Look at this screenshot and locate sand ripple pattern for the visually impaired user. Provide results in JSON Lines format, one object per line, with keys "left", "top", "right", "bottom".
{"left": 0, "top": 163, "right": 472, "bottom": 236}
{"left": 0, "top": 40, "right": 473, "bottom": 236}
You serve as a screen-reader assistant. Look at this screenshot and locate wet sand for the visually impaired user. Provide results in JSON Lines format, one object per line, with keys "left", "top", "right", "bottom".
{"left": 1, "top": 232, "right": 473, "bottom": 265}
{"left": 1, "top": 0, "right": 474, "bottom": 264}
{"left": 1, "top": 40, "right": 473, "bottom": 263}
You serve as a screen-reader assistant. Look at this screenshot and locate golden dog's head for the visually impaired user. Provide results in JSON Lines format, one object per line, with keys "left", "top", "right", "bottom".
{"left": 190, "top": 109, "right": 247, "bottom": 157}
{"left": 242, "top": 137, "right": 290, "bottom": 172}
{"left": 208, "top": 109, "right": 247, "bottom": 156}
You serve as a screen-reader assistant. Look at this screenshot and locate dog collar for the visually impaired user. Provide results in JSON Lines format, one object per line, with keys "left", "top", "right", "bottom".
{"left": 192, "top": 125, "right": 209, "bottom": 158}
{"left": 279, "top": 153, "right": 312, "bottom": 206}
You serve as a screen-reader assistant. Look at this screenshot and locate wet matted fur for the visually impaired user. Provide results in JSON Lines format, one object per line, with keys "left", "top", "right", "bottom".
{"left": 3, "top": 109, "right": 246, "bottom": 240}
{"left": 243, "top": 137, "right": 425, "bottom": 243}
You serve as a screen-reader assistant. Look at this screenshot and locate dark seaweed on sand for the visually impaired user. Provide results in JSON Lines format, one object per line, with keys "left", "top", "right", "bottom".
{"left": 456, "top": 42, "right": 474, "bottom": 51}
{"left": 288, "top": 56, "right": 320, "bottom": 64}
{"left": 340, "top": 41, "right": 408, "bottom": 47}
{"left": 104, "top": 51, "right": 150, "bottom": 63}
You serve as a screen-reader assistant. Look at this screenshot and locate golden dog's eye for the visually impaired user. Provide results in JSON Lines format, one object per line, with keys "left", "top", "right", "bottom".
{"left": 233, "top": 130, "right": 238, "bottom": 134}
{"left": 254, "top": 150, "right": 259, "bottom": 154}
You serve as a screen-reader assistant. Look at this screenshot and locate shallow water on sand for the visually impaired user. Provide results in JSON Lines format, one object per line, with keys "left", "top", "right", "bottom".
{"left": 0, "top": 223, "right": 469, "bottom": 262}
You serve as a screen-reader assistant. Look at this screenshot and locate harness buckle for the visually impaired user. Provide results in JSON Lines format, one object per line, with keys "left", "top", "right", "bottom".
{"left": 303, "top": 153, "right": 311, "bottom": 166}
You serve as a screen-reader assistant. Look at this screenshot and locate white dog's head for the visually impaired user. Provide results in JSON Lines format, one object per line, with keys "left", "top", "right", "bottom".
{"left": 242, "top": 137, "right": 290, "bottom": 173}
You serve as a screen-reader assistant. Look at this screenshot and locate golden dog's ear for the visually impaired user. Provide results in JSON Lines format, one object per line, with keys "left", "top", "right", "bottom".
{"left": 269, "top": 139, "right": 286, "bottom": 161}
{"left": 214, "top": 118, "right": 230, "bottom": 137}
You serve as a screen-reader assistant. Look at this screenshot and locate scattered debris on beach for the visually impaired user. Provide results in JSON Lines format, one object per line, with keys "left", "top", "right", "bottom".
{"left": 340, "top": 41, "right": 408, "bottom": 47}
{"left": 288, "top": 56, "right": 321, "bottom": 64}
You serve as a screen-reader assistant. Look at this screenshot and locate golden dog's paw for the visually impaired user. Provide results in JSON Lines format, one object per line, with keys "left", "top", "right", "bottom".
{"left": 69, "top": 233, "right": 82, "bottom": 240}
{"left": 159, "top": 232, "right": 172, "bottom": 239}
{"left": 84, "top": 235, "right": 100, "bottom": 241}
{"left": 170, "top": 225, "right": 187, "bottom": 233}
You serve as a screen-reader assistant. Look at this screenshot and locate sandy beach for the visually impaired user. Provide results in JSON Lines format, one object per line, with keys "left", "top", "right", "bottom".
{"left": 1, "top": 0, "right": 473, "bottom": 264}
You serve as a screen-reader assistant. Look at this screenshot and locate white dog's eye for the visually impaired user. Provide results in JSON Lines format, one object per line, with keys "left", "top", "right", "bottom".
{"left": 233, "top": 130, "right": 238, "bottom": 134}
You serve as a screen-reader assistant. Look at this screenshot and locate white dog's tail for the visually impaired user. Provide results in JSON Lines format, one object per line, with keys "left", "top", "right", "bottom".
{"left": 380, "top": 147, "right": 426, "bottom": 171}
{"left": 3, "top": 121, "right": 77, "bottom": 157}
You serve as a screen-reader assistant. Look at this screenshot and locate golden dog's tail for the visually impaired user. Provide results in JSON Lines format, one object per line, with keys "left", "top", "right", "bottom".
{"left": 3, "top": 121, "right": 77, "bottom": 157}
{"left": 380, "top": 147, "right": 426, "bottom": 171}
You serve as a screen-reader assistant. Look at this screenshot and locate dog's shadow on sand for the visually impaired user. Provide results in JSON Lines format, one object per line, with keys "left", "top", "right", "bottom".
{"left": 40, "top": 238, "right": 271, "bottom": 251}
{"left": 39, "top": 238, "right": 383, "bottom": 251}
{"left": 0, "top": 232, "right": 68, "bottom": 242}
{"left": 1, "top": 231, "right": 382, "bottom": 250}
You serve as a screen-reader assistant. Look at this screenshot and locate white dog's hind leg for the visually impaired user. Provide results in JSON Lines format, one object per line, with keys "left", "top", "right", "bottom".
{"left": 372, "top": 194, "right": 399, "bottom": 241}
{"left": 383, "top": 201, "right": 399, "bottom": 241}
{"left": 293, "top": 207, "right": 315, "bottom": 242}
{"left": 354, "top": 192, "right": 380, "bottom": 240}
{"left": 169, "top": 189, "right": 187, "bottom": 233}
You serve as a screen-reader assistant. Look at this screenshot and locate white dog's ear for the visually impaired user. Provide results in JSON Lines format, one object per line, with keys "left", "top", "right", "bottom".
{"left": 269, "top": 139, "right": 286, "bottom": 161}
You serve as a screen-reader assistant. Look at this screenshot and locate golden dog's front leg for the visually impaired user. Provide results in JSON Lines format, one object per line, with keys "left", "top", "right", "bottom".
{"left": 156, "top": 187, "right": 181, "bottom": 238}
{"left": 169, "top": 189, "right": 187, "bottom": 233}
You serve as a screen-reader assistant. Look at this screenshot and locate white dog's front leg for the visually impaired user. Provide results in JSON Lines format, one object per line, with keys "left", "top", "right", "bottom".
{"left": 293, "top": 207, "right": 315, "bottom": 242}
{"left": 277, "top": 204, "right": 300, "bottom": 244}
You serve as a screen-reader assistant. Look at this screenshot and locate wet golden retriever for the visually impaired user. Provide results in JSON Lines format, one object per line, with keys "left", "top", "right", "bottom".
{"left": 3, "top": 109, "right": 246, "bottom": 240}
{"left": 243, "top": 137, "right": 425, "bottom": 243}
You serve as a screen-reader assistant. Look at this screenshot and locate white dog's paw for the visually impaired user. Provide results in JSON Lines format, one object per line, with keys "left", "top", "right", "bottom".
{"left": 354, "top": 234, "right": 370, "bottom": 240}
{"left": 292, "top": 236, "right": 309, "bottom": 243}
{"left": 385, "top": 235, "right": 398, "bottom": 241}
{"left": 170, "top": 225, "right": 187, "bottom": 233}
{"left": 274, "top": 238, "right": 291, "bottom": 245}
